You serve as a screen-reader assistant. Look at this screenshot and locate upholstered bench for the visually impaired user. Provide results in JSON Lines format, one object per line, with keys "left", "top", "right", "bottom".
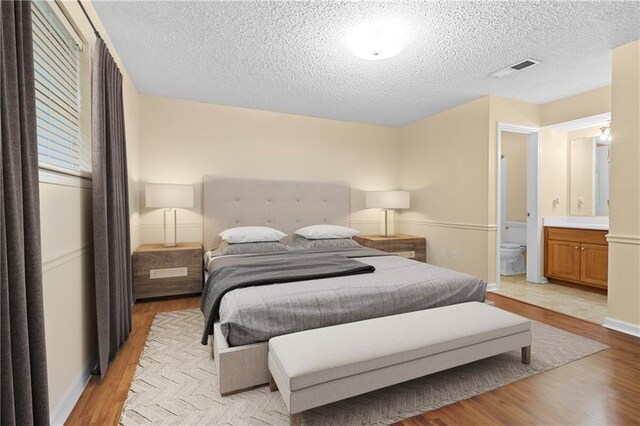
{"left": 268, "top": 302, "right": 531, "bottom": 425}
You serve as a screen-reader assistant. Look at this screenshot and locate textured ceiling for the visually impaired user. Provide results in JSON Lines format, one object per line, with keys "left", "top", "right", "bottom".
{"left": 93, "top": 1, "right": 640, "bottom": 127}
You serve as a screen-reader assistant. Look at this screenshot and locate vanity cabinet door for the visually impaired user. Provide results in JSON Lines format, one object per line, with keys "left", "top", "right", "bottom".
{"left": 580, "top": 244, "right": 608, "bottom": 288}
{"left": 547, "top": 240, "right": 581, "bottom": 282}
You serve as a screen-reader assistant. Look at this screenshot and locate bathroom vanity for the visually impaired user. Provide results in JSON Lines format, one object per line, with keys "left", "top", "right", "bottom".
{"left": 544, "top": 225, "right": 608, "bottom": 290}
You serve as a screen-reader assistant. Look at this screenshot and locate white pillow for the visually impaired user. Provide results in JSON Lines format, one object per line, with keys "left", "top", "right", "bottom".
{"left": 294, "top": 224, "right": 360, "bottom": 240}
{"left": 219, "top": 226, "right": 286, "bottom": 244}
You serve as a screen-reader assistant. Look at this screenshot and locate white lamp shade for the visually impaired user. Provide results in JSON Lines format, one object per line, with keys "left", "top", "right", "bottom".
{"left": 366, "top": 190, "right": 410, "bottom": 209}
{"left": 146, "top": 183, "right": 194, "bottom": 208}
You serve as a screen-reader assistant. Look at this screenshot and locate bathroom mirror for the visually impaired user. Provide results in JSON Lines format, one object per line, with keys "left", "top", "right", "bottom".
{"left": 569, "top": 136, "right": 610, "bottom": 216}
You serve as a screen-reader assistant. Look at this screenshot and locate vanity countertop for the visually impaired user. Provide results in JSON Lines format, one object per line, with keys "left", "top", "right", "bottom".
{"left": 543, "top": 216, "right": 609, "bottom": 231}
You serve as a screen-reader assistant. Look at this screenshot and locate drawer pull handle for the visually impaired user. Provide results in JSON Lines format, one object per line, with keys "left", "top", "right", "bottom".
{"left": 574, "top": 246, "right": 579, "bottom": 250}
{"left": 390, "top": 251, "right": 416, "bottom": 259}
{"left": 150, "top": 267, "right": 188, "bottom": 279}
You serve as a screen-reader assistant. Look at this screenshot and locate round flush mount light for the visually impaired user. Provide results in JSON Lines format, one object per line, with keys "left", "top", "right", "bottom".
{"left": 346, "top": 23, "right": 405, "bottom": 60}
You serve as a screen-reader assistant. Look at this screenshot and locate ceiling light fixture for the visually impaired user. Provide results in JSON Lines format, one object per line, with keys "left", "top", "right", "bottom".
{"left": 346, "top": 23, "right": 405, "bottom": 60}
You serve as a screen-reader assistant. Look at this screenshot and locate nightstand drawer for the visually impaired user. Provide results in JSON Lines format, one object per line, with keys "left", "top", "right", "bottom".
{"left": 133, "top": 276, "right": 201, "bottom": 299}
{"left": 353, "top": 234, "right": 427, "bottom": 262}
{"left": 132, "top": 249, "right": 200, "bottom": 274}
{"left": 133, "top": 243, "right": 203, "bottom": 300}
{"left": 374, "top": 240, "right": 423, "bottom": 252}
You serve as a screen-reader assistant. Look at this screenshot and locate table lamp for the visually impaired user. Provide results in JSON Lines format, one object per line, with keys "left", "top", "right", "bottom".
{"left": 365, "top": 190, "right": 410, "bottom": 237}
{"left": 146, "top": 183, "right": 194, "bottom": 247}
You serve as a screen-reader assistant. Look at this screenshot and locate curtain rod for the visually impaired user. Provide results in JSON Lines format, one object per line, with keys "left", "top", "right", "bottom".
{"left": 76, "top": 0, "right": 101, "bottom": 39}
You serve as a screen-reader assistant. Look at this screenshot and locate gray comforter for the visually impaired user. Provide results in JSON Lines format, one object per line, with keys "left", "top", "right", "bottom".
{"left": 200, "top": 250, "right": 379, "bottom": 344}
{"left": 204, "top": 248, "right": 487, "bottom": 346}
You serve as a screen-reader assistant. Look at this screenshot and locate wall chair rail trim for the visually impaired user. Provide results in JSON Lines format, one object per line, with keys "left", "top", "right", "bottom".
{"left": 606, "top": 234, "right": 640, "bottom": 245}
{"left": 140, "top": 222, "right": 203, "bottom": 230}
{"left": 43, "top": 245, "right": 92, "bottom": 273}
{"left": 398, "top": 219, "right": 498, "bottom": 232}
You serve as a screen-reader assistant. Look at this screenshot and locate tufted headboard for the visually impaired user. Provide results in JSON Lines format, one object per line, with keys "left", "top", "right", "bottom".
{"left": 202, "top": 176, "right": 350, "bottom": 250}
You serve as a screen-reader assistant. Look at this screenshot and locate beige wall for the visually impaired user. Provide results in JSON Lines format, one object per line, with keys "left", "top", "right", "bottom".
{"left": 398, "top": 97, "right": 492, "bottom": 280}
{"left": 542, "top": 86, "right": 612, "bottom": 126}
{"left": 41, "top": 1, "right": 139, "bottom": 422}
{"left": 397, "top": 91, "right": 611, "bottom": 285}
{"left": 569, "top": 137, "right": 595, "bottom": 216}
{"left": 137, "top": 95, "right": 400, "bottom": 244}
{"left": 540, "top": 129, "right": 569, "bottom": 218}
{"left": 608, "top": 40, "right": 640, "bottom": 329}
{"left": 502, "top": 132, "right": 528, "bottom": 222}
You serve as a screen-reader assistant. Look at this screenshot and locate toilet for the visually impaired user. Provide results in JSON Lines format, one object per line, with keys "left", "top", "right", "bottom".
{"left": 500, "top": 242, "right": 526, "bottom": 275}
{"left": 500, "top": 221, "right": 527, "bottom": 276}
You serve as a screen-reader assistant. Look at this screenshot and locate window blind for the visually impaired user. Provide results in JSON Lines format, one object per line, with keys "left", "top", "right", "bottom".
{"left": 32, "top": 1, "right": 88, "bottom": 175}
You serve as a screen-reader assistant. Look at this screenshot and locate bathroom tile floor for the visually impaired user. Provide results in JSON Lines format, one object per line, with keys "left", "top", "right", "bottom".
{"left": 496, "top": 274, "right": 608, "bottom": 325}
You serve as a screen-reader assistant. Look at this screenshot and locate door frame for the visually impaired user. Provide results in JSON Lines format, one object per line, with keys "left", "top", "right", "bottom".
{"left": 495, "top": 122, "right": 545, "bottom": 290}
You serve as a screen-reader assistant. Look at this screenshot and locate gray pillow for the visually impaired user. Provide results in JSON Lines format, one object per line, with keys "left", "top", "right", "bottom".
{"left": 218, "top": 241, "right": 290, "bottom": 255}
{"left": 291, "top": 235, "right": 362, "bottom": 250}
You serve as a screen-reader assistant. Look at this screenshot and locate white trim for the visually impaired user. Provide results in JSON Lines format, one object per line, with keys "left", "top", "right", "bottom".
{"left": 140, "top": 222, "right": 202, "bottom": 230}
{"left": 591, "top": 137, "right": 597, "bottom": 215}
{"left": 526, "top": 130, "right": 543, "bottom": 283}
{"left": 606, "top": 234, "right": 640, "bottom": 245}
{"left": 42, "top": 245, "right": 91, "bottom": 272}
{"left": 545, "top": 112, "right": 611, "bottom": 132}
{"left": 486, "top": 282, "right": 499, "bottom": 292}
{"left": 398, "top": 219, "right": 497, "bottom": 232}
{"left": 496, "top": 123, "right": 543, "bottom": 290}
{"left": 39, "top": 163, "right": 92, "bottom": 180}
{"left": 45, "top": 0, "right": 84, "bottom": 50}
{"left": 50, "top": 355, "right": 96, "bottom": 426}
{"left": 603, "top": 317, "right": 640, "bottom": 338}
{"left": 39, "top": 168, "right": 92, "bottom": 189}
{"left": 349, "top": 219, "right": 381, "bottom": 225}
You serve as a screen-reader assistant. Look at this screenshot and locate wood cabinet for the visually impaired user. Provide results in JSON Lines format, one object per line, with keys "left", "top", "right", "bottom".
{"left": 544, "top": 227, "right": 608, "bottom": 289}
{"left": 352, "top": 234, "right": 426, "bottom": 262}
{"left": 133, "top": 243, "right": 203, "bottom": 300}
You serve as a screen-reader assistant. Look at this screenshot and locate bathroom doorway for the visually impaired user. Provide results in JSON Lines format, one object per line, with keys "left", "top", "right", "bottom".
{"left": 495, "top": 123, "right": 542, "bottom": 291}
{"left": 495, "top": 115, "right": 610, "bottom": 325}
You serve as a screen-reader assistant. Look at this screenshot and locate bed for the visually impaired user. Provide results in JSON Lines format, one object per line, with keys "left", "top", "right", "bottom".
{"left": 201, "top": 176, "right": 487, "bottom": 395}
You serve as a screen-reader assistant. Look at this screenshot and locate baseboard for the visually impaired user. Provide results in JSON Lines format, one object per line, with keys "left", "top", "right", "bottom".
{"left": 50, "top": 355, "right": 96, "bottom": 425}
{"left": 603, "top": 317, "right": 640, "bottom": 338}
{"left": 486, "top": 282, "right": 499, "bottom": 292}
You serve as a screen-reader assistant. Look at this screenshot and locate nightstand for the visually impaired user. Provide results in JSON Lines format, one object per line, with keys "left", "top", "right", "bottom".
{"left": 132, "top": 242, "right": 203, "bottom": 300}
{"left": 353, "top": 234, "right": 426, "bottom": 262}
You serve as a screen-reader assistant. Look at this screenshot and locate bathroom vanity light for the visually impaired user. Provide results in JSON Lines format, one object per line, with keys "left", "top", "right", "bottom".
{"left": 347, "top": 23, "right": 405, "bottom": 60}
{"left": 599, "top": 121, "right": 611, "bottom": 142}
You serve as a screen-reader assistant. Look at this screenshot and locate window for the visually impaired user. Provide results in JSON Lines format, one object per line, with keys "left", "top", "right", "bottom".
{"left": 32, "top": 0, "right": 88, "bottom": 176}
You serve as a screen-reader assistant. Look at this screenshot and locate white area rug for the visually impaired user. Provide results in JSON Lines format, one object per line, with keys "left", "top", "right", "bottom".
{"left": 120, "top": 309, "right": 607, "bottom": 425}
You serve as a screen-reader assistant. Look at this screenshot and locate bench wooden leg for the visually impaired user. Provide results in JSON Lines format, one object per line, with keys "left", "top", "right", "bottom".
{"left": 522, "top": 345, "right": 531, "bottom": 365}
{"left": 289, "top": 413, "right": 302, "bottom": 426}
{"left": 269, "top": 374, "right": 278, "bottom": 392}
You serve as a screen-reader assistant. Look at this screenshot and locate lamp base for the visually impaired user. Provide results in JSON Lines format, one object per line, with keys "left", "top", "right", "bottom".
{"left": 163, "top": 209, "right": 177, "bottom": 247}
{"left": 379, "top": 209, "right": 396, "bottom": 237}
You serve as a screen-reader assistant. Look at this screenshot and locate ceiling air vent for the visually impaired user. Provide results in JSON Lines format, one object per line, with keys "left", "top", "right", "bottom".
{"left": 491, "top": 58, "right": 540, "bottom": 78}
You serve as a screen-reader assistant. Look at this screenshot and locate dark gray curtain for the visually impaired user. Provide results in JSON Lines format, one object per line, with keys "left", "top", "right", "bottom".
{"left": 92, "top": 38, "right": 132, "bottom": 380}
{"left": 1, "top": 1, "right": 50, "bottom": 424}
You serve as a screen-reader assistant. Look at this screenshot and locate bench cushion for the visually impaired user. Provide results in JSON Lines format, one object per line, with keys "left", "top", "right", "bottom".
{"left": 269, "top": 302, "right": 530, "bottom": 391}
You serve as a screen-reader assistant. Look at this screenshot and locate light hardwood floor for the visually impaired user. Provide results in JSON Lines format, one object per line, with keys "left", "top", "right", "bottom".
{"left": 66, "top": 294, "right": 640, "bottom": 426}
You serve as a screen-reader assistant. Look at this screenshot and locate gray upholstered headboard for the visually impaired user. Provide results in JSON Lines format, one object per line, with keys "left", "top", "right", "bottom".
{"left": 202, "top": 176, "right": 350, "bottom": 250}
